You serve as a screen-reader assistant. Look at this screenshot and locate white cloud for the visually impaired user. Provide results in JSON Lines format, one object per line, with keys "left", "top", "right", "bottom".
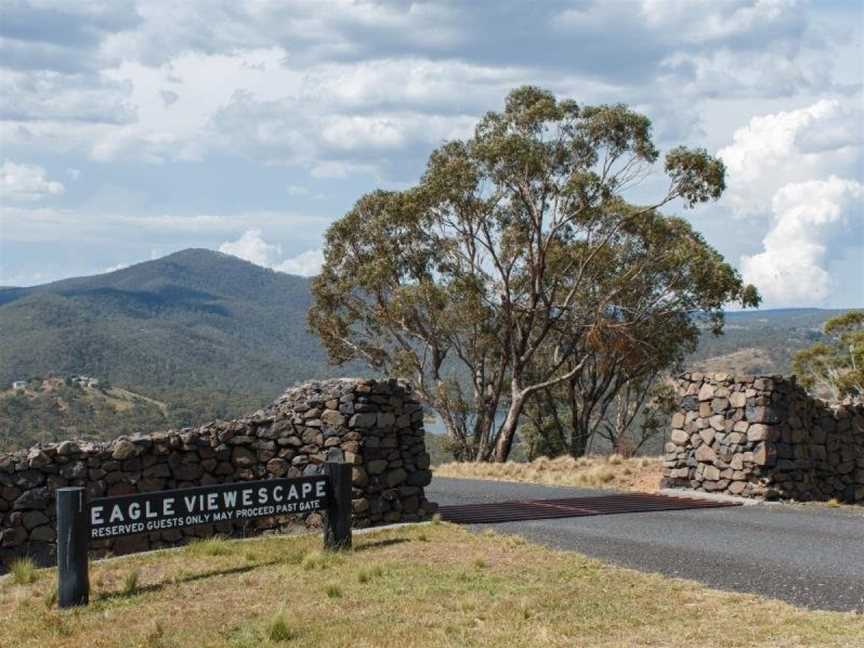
{"left": 0, "top": 160, "right": 65, "bottom": 201}
{"left": 274, "top": 249, "right": 324, "bottom": 277}
{"left": 218, "top": 229, "right": 322, "bottom": 276}
{"left": 741, "top": 177, "right": 863, "bottom": 306}
{"left": 218, "top": 229, "right": 282, "bottom": 266}
{"left": 639, "top": 0, "right": 798, "bottom": 43}
{"left": 715, "top": 97, "right": 863, "bottom": 307}
{"left": 718, "top": 99, "right": 862, "bottom": 215}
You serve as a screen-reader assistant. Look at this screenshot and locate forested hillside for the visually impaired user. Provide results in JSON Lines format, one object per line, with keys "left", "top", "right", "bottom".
{"left": 0, "top": 248, "right": 342, "bottom": 394}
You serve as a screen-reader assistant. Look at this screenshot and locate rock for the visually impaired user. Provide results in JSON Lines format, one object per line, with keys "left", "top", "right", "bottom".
{"left": 321, "top": 410, "right": 346, "bottom": 427}
{"left": 728, "top": 481, "right": 747, "bottom": 495}
{"left": 703, "top": 465, "right": 721, "bottom": 481}
{"left": 22, "top": 510, "right": 49, "bottom": 530}
{"left": 56, "top": 440, "right": 81, "bottom": 456}
{"left": 695, "top": 445, "right": 717, "bottom": 463}
{"left": 753, "top": 443, "right": 776, "bottom": 467}
{"left": 231, "top": 447, "right": 257, "bottom": 467}
{"left": 13, "top": 487, "right": 50, "bottom": 510}
{"left": 729, "top": 392, "right": 747, "bottom": 408}
{"left": 266, "top": 458, "right": 289, "bottom": 476}
{"left": 670, "top": 429, "right": 689, "bottom": 446}
{"left": 671, "top": 413, "right": 686, "bottom": 429}
{"left": 111, "top": 439, "right": 138, "bottom": 460}
{"left": 30, "top": 525, "right": 55, "bottom": 542}
{"left": 366, "top": 460, "right": 388, "bottom": 475}
{"left": 27, "top": 448, "right": 51, "bottom": 468}
{"left": 377, "top": 413, "right": 396, "bottom": 427}
{"left": 352, "top": 466, "right": 368, "bottom": 487}
{"left": 0, "top": 527, "right": 27, "bottom": 547}
{"left": 350, "top": 413, "right": 377, "bottom": 428}
{"left": 698, "top": 384, "right": 715, "bottom": 401}
{"left": 698, "top": 429, "right": 715, "bottom": 446}
{"left": 385, "top": 468, "right": 407, "bottom": 487}
{"left": 711, "top": 398, "right": 729, "bottom": 413}
{"left": 747, "top": 424, "right": 769, "bottom": 442}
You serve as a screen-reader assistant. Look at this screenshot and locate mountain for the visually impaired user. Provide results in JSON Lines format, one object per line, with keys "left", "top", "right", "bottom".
{"left": 0, "top": 250, "right": 362, "bottom": 440}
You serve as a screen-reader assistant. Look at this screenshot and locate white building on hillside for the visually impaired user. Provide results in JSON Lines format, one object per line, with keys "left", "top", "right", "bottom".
{"left": 12, "top": 381, "right": 27, "bottom": 390}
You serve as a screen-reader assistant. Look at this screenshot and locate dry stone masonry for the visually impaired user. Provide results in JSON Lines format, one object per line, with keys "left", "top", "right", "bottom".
{"left": 0, "top": 378, "right": 437, "bottom": 568}
{"left": 663, "top": 373, "right": 864, "bottom": 503}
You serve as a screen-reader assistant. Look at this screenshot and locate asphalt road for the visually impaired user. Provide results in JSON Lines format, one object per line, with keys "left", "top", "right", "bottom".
{"left": 428, "top": 477, "right": 864, "bottom": 612}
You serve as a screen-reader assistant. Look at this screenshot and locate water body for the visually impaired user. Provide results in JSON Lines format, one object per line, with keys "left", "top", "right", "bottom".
{"left": 423, "top": 409, "right": 511, "bottom": 436}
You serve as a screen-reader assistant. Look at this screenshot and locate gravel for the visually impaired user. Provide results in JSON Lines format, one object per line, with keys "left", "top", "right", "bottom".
{"left": 428, "top": 477, "right": 864, "bottom": 612}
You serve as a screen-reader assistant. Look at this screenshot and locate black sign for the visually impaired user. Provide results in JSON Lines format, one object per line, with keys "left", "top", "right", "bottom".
{"left": 88, "top": 475, "right": 330, "bottom": 539}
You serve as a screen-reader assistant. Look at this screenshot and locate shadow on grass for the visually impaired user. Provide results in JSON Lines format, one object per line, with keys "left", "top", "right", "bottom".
{"left": 353, "top": 537, "right": 409, "bottom": 552}
{"left": 94, "top": 558, "right": 283, "bottom": 603}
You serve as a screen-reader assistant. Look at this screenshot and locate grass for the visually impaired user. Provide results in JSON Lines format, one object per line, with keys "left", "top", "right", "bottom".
{"left": 121, "top": 569, "right": 140, "bottom": 596}
{"left": 187, "top": 536, "right": 234, "bottom": 557}
{"left": 9, "top": 558, "right": 38, "bottom": 585}
{"left": 435, "top": 454, "right": 664, "bottom": 492}
{"left": 1, "top": 524, "right": 862, "bottom": 647}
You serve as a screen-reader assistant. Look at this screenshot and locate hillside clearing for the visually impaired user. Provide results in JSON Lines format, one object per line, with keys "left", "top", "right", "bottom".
{"left": 435, "top": 455, "right": 665, "bottom": 493}
{"left": 2, "top": 524, "right": 861, "bottom": 648}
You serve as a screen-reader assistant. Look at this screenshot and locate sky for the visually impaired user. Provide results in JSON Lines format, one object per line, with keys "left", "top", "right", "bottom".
{"left": 0, "top": 0, "right": 861, "bottom": 308}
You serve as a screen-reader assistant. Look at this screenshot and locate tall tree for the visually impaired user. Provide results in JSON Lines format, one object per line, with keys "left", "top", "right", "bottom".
{"left": 309, "top": 86, "right": 758, "bottom": 462}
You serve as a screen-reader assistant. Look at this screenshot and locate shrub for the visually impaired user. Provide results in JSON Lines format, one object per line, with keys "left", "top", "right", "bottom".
{"left": 122, "top": 569, "right": 140, "bottom": 595}
{"left": 267, "top": 615, "right": 298, "bottom": 642}
{"left": 9, "top": 557, "right": 38, "bottom": 585}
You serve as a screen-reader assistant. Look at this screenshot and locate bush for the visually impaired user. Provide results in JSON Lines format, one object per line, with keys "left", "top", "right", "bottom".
{"left": 9, "top": 557, "right": 38, "bottom": 585}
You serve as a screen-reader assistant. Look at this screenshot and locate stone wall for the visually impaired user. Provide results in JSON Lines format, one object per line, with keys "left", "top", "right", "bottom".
{"left": 0, "top": 378, "right": 437, "bottom": 568}
{"left": 662, "top": 373, "right": 864, "bottom": 503}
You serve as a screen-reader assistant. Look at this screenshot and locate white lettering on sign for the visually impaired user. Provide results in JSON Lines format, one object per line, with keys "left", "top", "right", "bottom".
{"left": 91, "top": 506, "right": 104, "bottom": 525}
{"left": 89, "top": 477, "right": 329, "bottom": 539}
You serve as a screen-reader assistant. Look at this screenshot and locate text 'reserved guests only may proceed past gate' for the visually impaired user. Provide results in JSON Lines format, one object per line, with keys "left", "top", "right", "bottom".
{"left": 55, "top": 456, "right": 352, "bottom": 608}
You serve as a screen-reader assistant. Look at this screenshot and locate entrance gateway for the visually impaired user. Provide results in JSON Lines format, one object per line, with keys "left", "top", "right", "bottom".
{"left": 56, "top": 460, "right": 352, "bottom": 608}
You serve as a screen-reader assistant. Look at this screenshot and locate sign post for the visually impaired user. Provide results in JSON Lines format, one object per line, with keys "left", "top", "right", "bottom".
{"left": 56, "top": 487, "right": 89, "bottom": 608}
{"left": 323, "top": 460, "right": 352, "bottom": 551}
{"left": 56, "top": 461, "right": 352, "bottom": 608}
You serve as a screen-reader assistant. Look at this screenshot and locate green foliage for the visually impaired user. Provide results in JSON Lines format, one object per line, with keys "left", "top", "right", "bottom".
{"left": 309, "top": 85, "right": 757, "bottom": 462}
{"left": 793, "top": 310, "right": 864, "bottom": 399}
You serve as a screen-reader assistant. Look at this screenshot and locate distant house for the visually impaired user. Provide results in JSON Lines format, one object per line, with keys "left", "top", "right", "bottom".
{"left": 87, "top": 378, "right": 100, "bottom": 388}
{"left": 12, "top": 380, "right": 27, "bottom": 391}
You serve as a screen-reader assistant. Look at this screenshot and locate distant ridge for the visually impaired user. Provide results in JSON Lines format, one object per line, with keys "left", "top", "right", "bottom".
{"left": 0, "top": 248, "right": 851, "bottom": 448}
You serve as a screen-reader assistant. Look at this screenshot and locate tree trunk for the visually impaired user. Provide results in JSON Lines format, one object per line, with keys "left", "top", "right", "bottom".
{"left": 492, "top": 393, "right": 526, "bottom": 462}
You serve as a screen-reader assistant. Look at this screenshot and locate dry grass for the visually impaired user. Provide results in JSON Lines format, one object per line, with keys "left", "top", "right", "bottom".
{"left": 9, "top": 558, "right": 39, "bottom": 585}
{"left": 1, "top": 524, "right": 862, "bottom": 647}
{"left": 435, "top": 454, "right": 664, "bottom": 493}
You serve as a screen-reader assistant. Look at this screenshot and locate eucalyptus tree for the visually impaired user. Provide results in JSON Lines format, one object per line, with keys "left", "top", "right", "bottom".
{"left": 309, "top": 86, "right": 758, "bottom": 462}
{"left": 793, "top": 310, "right": 864, "bottom": 399}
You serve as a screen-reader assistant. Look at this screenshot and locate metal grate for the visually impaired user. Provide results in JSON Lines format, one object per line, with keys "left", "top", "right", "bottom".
{"left": 439, "top": 492, "right": 740, "bottom": 524}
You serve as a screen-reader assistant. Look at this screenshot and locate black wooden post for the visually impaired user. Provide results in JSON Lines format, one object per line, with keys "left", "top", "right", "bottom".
{"left": 323, "top": 459, "right": 352, "bottom": 551}
{"left": 56, "top": 487, "right": 90, "bottom": 608}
